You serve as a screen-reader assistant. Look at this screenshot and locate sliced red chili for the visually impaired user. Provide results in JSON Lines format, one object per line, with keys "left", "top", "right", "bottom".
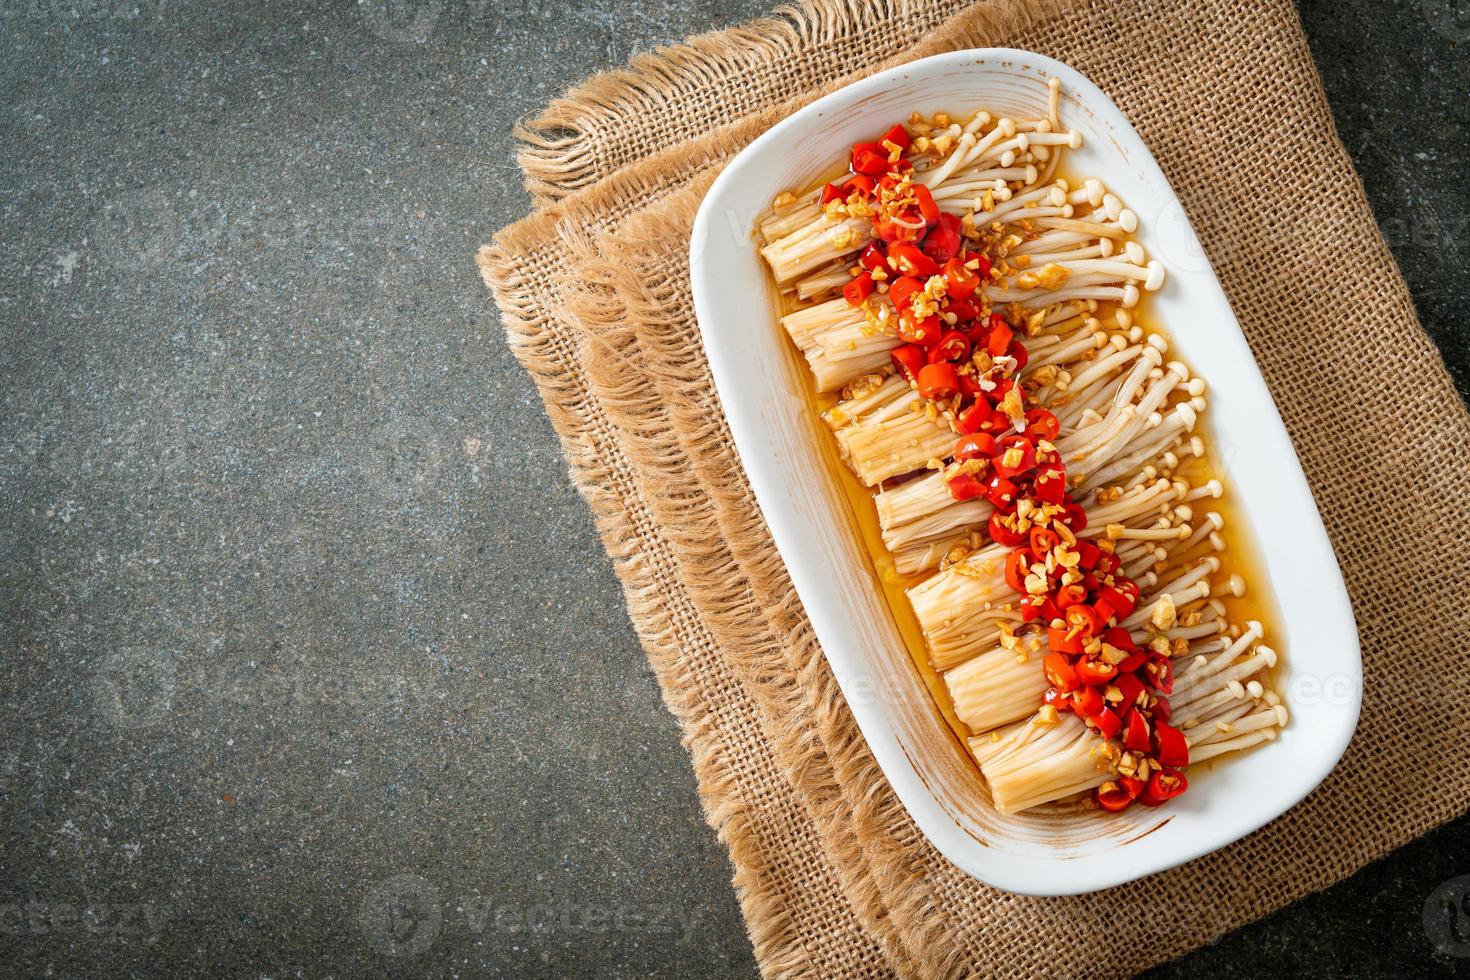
{"left": 1072, "top": 685, "right": 1104, "bottom": 718}
{"left": 1065, "top": 603, "right": 1104, "bottom": 640}
{"left": 946, "top": 298, "right": 980, "bottom": 323}
{"left": 1154, "top": 720, "right": 1189, "bottom": 768}
{"left": 930, "top": 330, "right": 970, "bottom": 363}
{"left": 1004, "top": 548, "right": 1030, "bottom": 593}
{"left": 1123, "top": 709, "right": 1150, "bottom": 752}
{"left": 913, "top": 183, "right": 941, "bottom": 227}
{"left": 1053, "top": 582, "right": 1087, "bottom": 610}
{"left": 1019, "top": 594, "right": 1046, "bottom": 622}
{"left": 1028, "top": 526, "right": 1060, "bottom": 563}
{"left": 1005, "top": 338, "right": 1029, "bottom": 371}
{"left": 983, "top": 474, "right": 1019, "bottom": 509}
{"left": 1076, "top": 658, "right": 1118, "bottom": 686}
{"left": 955, "top": 398, "right": 992, "bottom": 434}
{"left": 1095, "top": 781, "right": 1134, "bottom": 813}
{"left": 898, "top": 313, "right": 941, "bottom": 346}
{"left": 1115, "top": 651, "right": 1147, "bottom": 673}
{"left": 1037, "top": 597, "right": 1061, "bottom": 624}
{"left": 988, "top": 508, "right": 1025, "bottom": 546}
{"left": 881, "top": 123, "right": 911, "bottom": 150}
{"left": 1024, "top": 408, "right": 1059, "bottom": 441}
{"left": 852, "top": 147, "right": 889, "bottom": 176}
{"left": 859, "top": 243, "right": 887, "bottom": 271}
{"left": 986, "top": 320, "right": 1014, "bottom": 357}
{"left": 1152, "top": 655, "right": 1176, "bottom": 693}
{"left": 1032, "top": 463, "right": 1066, "bottom": 504}
{"left": 1043, "top": 652, "right": 1079, "bottom": 692}
{"left": 1090, "top": 707, "right": 1122, "bottom": 740}
{"left": 920, "top": 213, "right": 962, "bottom": 264}
{"left": 945, "top": 471, "right": 986, "bottom": 501}
{"left": 1114, "top": 672, "right": 1145, "bottom": 717}
{"left": 888, "top": 275, "right": 925, "bottom": 311}
{"left": 916, "top": 362, "right": 958, "bottom": 400}
{"left": 954, "top": 433, "right": 996, "bottom": 461}
{"left": 977, "top": 408, "right": 1011, "bottom": 436}
{"left": 842, "top": 174, "right": 876, "bottom": 198}
{"left": 875, "top": 210, "right": 924, "bottom": 243}
{"left": 1042, "top": 687, "right": 1073, "bottom": 711}
{"left": 942, "top": 256, "right": 980, "bottom": 299}
{"left": 887, "top": 243, "right": 940, "bottom": 278}
{"left": 1047, "top": 626, "right": 1084, "bottom": 655}
{"left": 1096, "top": 583, "right": 1138, "bottom": 620}
{"left": 890, "top": 344, "right": 926, "bottom": 381}
{"left": 1138, "top": 768, "right": 1188, "bottom": 807}
{"left": 992, "top": 434, "right": 1037, "bottom": 479}
{"left": 842, "top": 271, "right": 875, "bottom": 307}
{"left": 820, "top": 183, "right": 843, "bottom": 204}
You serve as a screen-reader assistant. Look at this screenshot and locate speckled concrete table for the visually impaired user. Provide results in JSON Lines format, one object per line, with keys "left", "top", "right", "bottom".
{"left": 2, "top": 2, "right": 1466, "bottom": 977}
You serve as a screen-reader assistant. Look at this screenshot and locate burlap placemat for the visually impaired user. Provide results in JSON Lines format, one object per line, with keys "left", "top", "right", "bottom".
{"left": 479, "top": 1, "right": 1470, "bottom": 975}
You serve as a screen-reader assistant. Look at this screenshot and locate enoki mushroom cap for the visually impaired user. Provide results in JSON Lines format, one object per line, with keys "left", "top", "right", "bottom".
{"left": 1144, "top": 261, "right": 1166, "bottom": 291}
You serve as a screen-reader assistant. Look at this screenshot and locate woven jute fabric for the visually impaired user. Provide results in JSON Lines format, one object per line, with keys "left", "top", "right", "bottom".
{"left": 478, "top": 0, "right": 1470, "bottom": 975}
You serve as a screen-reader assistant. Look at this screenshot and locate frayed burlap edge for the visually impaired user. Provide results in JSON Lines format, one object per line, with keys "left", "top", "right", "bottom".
{"left": 514, "top": 0, "right": 948, "bottom": 201}
{"left": 515, "top": 0, "right": 1077, "bottom": 204}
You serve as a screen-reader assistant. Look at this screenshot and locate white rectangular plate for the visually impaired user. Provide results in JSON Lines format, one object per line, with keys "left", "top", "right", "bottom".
{"left": 689, "top": 49, "right": 1360, "bottom": 895}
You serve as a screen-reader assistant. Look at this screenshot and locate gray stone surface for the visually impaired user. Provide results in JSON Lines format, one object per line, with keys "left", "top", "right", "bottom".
{"left": 0, "top": 1, "right": 1465, "bottom": 977}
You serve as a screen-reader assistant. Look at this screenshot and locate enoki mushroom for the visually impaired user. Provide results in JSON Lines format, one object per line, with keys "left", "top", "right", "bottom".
{"left": 756, "top": 79, "right": 1286, "bottom": 816}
